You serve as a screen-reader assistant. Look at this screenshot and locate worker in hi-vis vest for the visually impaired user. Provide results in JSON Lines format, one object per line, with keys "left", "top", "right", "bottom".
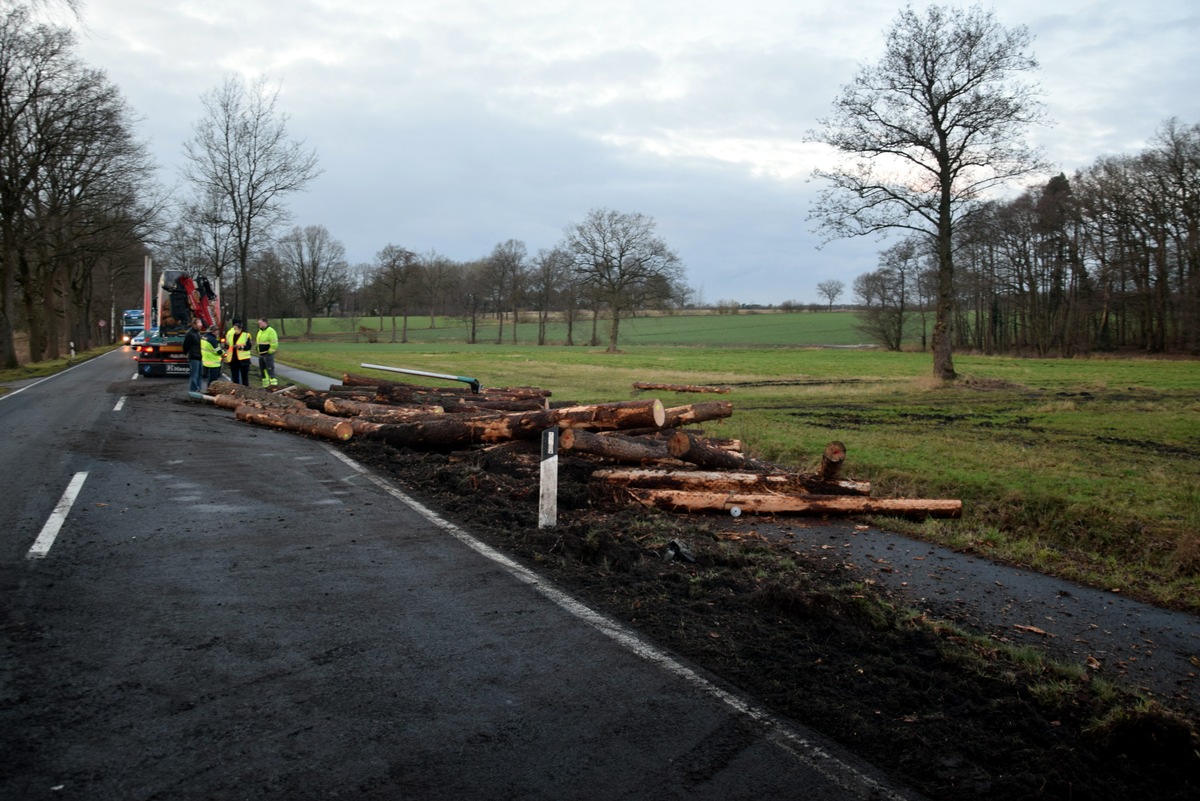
{"left": 256, "top": 317, "right": 279, "bottom": 388}
{"left": 224, "top": 319, "right": 252, "bottom": 386}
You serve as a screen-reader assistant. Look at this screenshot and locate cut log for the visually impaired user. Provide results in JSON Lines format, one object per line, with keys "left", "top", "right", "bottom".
{"left": 592, "top": 467, "right": 871, "bottom": 496}
{"left": 619, "top": 401, "right": 733, "bottom": 435}
{"left": 559, "top": 428, "right": 677, "bottom": 464}
{"left": 632, "top": 382, "right": 732, "bottom": 394}
{"left": 628, "top": 488, "right": 962, "bottom": 519}
{"left": 212, "top": 390, "right": 309, "bottom": 414}
{"left": 820, "top": 440, "right": 847, "bottom": 480}
{"left": 233, "top": 405, "right": 354, "bottom": 441}
{"left": 364, "top": 398, "right": 666, "bottom": 449}
{"left": 322, "top": 397, "right": 445, "bottom": 418}
{"left": 667, "top": 431, "right": 768, "bottom": 471}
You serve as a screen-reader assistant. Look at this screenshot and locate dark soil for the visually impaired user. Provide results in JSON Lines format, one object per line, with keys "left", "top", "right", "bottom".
{"left": 340, "top": 439, "right": 1200, "bottom": 801}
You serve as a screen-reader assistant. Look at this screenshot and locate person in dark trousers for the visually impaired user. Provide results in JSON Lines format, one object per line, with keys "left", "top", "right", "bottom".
{"left": 183, "top": 317, "right": 204, "bottom": 393}
{"left": 256, "top": 317, "right": 279, "bottom": 388}
{"left": 224, "top": 318, "right": 252, "bottom": 386}
{"left": 200, "top": 325, "right": 224, "bottom": 388}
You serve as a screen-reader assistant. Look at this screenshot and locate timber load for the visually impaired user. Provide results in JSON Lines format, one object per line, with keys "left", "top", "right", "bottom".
{"left": 203, "top": 375, "right": 960, "bottom": 520}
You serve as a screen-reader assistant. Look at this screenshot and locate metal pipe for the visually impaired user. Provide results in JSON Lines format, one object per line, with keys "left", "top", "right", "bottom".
{"left": 360, "top": 363, "right": 481, "bottom": 394}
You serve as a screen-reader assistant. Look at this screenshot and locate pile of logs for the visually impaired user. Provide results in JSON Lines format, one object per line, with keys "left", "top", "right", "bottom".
{"left": 203, "top": 373, "right": 961, "bottom": 520}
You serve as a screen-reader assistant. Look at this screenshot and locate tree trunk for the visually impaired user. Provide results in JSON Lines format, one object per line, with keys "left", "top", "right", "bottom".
{"left": 628, "top": 488, "right": 962, "bottom": 519}
{"left": 819, "top": 441, "right": 847, "bottom": 480}
{"left": 559, "top": 428, "right": 678, "bottom": 465}
{"left": 593, "top": 467, "right": 871, "bottom": 496}
{"left": 667, "top": 431, "right": 768, "bottom": 471}
{"left": 366, "top": 398, "right": 666, "bottom": 449}
{"left": 632, "top": 382, "right": 732, "bottom": 394}
{"left": 233, "top": 404, "right": 354, "bottom": 441}
{"left": 322, "top": 397, "right": 445, "bottom": 418}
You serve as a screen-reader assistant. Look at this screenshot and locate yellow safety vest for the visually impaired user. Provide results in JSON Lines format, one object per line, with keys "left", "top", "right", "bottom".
{"left": 225, "top": 329, "right": 251, "bottom": 362}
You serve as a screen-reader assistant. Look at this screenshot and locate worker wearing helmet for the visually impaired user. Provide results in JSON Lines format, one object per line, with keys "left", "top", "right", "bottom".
{"left": 256, "top": 317, "right": 279, "bottom": 388}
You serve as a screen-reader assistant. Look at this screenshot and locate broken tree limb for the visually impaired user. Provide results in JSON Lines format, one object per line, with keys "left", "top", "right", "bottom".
{"left": 667, "top": 431, "right": 769, "bottom": 471}
{"left": 233, "top": 405, "right": 354, "bottom": 441}
{"left": 627, "top": 488, "right": 962, "bottom": 519}
{"left": 592, "top": 467, "right": 871, "bottom": 496}
{"left": 559, "top": 428, "right": 679, "bottom": 465}
{"left": 632, "top": 382, "right": 732, "bottom": 394}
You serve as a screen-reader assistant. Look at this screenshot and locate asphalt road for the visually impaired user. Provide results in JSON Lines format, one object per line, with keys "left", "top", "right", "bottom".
{"left": 1, "top": 350, "right": 922, "bottom": 801}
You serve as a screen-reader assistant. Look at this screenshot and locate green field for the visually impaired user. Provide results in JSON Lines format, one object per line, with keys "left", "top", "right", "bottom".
{"left": 272, "top": 314, "right": 1200, "bottom": 614}
{"left": 277, "top": 308, "right": 871, "bottom": 347}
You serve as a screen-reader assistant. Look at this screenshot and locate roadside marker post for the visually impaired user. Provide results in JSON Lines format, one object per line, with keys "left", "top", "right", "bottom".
{"left": 539, "top": 427, "right": 559, "bottom": 528}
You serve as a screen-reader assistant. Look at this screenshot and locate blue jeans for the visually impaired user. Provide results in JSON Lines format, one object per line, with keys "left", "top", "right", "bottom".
{"left": 188, "top": 358, "right": 203, "bottom": 392}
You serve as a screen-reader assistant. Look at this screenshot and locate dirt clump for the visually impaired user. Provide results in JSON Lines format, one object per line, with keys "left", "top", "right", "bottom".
{"left": 341, "top": 439, "right": 1199, "bottom": 801}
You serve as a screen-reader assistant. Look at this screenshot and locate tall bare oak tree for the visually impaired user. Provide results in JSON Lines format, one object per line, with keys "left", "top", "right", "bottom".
{"left": 810, "top": 4, "right": 1047, "bottom": 379}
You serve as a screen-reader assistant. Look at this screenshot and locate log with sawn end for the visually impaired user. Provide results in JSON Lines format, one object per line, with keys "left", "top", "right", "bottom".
{"left": 628, "top": 488, "right": 962, "bottom": 519}
{"left": 619, "top": 401, "right": 733, "bottom": 436}
{"left": 820, "top": 440, "right": 847, "bottom": 480}
{"left": 364, "top": 398, "right": 667, "bottom": 449}
{"left": 592, "top": 467, "right": 871, "bottom": 496}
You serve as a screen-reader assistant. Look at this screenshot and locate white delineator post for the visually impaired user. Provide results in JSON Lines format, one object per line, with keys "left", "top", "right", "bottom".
{"left": 539, "top": 427, "right": 559, "bottom": 528}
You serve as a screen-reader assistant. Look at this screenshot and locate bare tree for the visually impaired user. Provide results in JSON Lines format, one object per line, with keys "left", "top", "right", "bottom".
{"left": 182, "top": 75, "right": 321, "bottom": 322}
{"left": 815, "top": 279, "right": 844, "bottom": 311}
{"left": 484, "top": 239, "right": 528, "bottom": 344}
{"left": 563, "top": 208, "right": 684, "bottom": 353}
{"left": 810, "top": 4, "right": 1047, "bottom": 380}
{"left": 369, "top": 244, "right": 418, "bottom": 342}
{"left": 529, "top": 247, "right": 571, "bottom": 345}
{"left": 277, "top": 224, "right": 348, "bottom": 335}
{"left": 854, "top": 238, "right": 920, "bottom": 350}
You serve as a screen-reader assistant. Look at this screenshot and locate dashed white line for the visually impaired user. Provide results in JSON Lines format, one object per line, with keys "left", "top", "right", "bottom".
{"left": 113, "top": 396, "right": 126, "bottom": 411}
{"left": 27, "top": 472, "right": 89, "bottom": 559}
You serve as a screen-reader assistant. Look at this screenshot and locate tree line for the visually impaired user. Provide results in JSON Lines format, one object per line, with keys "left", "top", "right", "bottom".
{"left": 850, "top": 119, "right": 1200, "bottom": 356}
{"left": 0, "top": 2, "right": 160, "bottom": 368}
{"left": 213, "top": 210, "right": 687, "bottom": 355}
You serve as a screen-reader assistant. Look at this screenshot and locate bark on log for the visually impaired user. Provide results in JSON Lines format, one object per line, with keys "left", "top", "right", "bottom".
{"left": 667, "top": 431, "right": 768, "bottom": 471}
{"left": 820, "top": 441, "right": 847, "bottom": 480}
{"left": 213, "top": 390, "right": 309, "bottom": 414}
{"left": 364, "top": 398, "right": 666, "bottom": 448}
{"left": 559, "top": 428, "right": 678, "bottom": 464}
{"left": 627, "top": 489, "right": 962, "bottom": 519}
{"left": 322, "top": 397, "right": 445, "bottom": 418}
{"left": 234, "top": 405, "right": 354, "bottom": 441}
{"left": 592, "top": 467, "right": 871, "bottom": 496}
{"left": 632, "top": 382, "right": 732, "bottom": 394}
{"left": 343, "top": 372, "right": 551, "bottom": 401}
{"left": 619, "top": 401, "right": 734, "bottom": 435}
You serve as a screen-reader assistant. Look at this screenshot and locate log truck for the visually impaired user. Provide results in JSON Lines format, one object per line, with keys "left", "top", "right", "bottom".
{"left": 132, "top": 258, "right": 220, "bottom": 377}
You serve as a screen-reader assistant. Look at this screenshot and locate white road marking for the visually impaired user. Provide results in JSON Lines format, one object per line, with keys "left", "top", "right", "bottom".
{"left": 27, "top": 472, "right": 89, "bottom": 559}
{"left": 113, "top": 396, "right": 126, "bottom": 411}
{"left": 324, "top": 445, "right": 910, "bottom": 801}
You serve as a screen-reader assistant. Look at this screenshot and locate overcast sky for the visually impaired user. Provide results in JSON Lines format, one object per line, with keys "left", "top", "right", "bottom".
{"left": 67, "top": 0, "right": 1199, "bottom": 305}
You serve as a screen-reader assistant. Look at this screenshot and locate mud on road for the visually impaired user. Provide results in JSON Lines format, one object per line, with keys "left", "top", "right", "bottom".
{"left": 340, "top": 438, "right": 1200, "bottom": 801}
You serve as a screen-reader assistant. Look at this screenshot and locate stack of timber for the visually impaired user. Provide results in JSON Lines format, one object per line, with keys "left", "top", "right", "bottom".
{"left": 205, "top": 374, "right": 961, "bottom": 520}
